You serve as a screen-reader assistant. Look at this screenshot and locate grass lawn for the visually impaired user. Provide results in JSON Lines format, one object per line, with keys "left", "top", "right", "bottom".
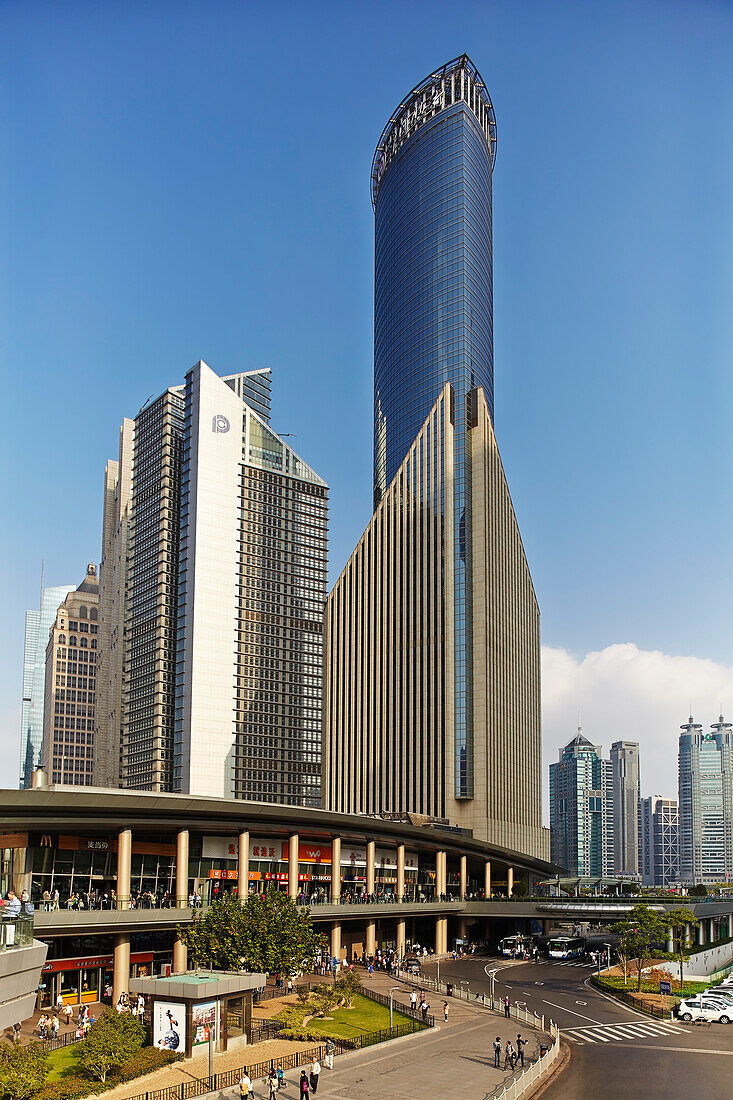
{"left": 306, "top": 994, "right": 419, "bottom": 1041}
{"left": 46, "top": 1043, "right": 82, "bottom": 1081}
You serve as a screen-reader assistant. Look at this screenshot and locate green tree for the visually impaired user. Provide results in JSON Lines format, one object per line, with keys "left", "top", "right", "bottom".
{"left": 179, "top": 889, "right": 327, "bottom": 976}
{"left": 334, "top": 968, "right": 362, "bottom": 1007}
{"left": 511, "top": 881, "right": 528, "bottom": 898}
{"left": 77, "top": 1008, "right": 145, "bottom": 1083}
{"left": 665, "top": 908, "right": 699, "bottom": 990}
{"left": 0, "top": 1041, "right": 48, "bottom": 1100}
{"left": 612, "top": 904, "right": 669, "bottom": 992}
{"left": 689, "top": 884, "right": 708, "bottom": 897}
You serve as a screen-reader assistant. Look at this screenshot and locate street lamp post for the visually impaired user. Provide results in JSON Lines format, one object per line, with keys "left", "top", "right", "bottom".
{"left": 389, "top": 987, "right": 399, "bottom": 1033}
{"left": 460, "top": 980, "right": 470, "bottom": 1001}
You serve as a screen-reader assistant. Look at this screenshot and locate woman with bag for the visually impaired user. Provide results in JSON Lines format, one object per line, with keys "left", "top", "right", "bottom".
{"left": 239, "top": 1072, "right": 252, "bottom": 1098}
{"left": 299, "top": 1069, "right": 310, "bottom": 1097}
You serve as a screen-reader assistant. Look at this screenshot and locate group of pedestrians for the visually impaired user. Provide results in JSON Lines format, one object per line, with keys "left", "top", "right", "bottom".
{"left": 408, "top": 987, "right": 433, "bottom": 1021}
{"left": 239, "top": 1057, "right": 323, "bottom": 1097}
{"left": 492, "top": 1033, "right": 528, "bottom": 1071}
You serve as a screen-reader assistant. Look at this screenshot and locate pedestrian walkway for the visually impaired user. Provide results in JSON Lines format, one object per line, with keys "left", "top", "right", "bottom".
{"left": 564, "top": 1019, "right": 679, "bottom": 1044}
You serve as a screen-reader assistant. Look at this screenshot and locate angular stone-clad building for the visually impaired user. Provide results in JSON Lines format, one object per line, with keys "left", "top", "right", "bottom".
{"left": 323, "top": 55, "right": 546, "bottom": 859}
{"left": 324, "top": 385, "right": 543, "bottom": 853}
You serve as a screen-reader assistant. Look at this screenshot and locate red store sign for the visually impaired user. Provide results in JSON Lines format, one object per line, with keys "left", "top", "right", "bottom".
{"left": 43, "top": 952, "right": 153, "bottom": 974}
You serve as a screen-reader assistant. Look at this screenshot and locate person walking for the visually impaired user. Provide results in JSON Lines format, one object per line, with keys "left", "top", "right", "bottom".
{"left": 238, "top": 1071, "right": 252, "bottom": 1097}
{"left": 325, "top": 1037, "right": 335, "bottom": 1070}
{"left": 503, "top": 1039, "right": 515, "bottom": 1069}
{"left": 443, "top": 1000, "right": 449, "bottom": 1023}
{"left": 493, "top": 1036, "right": 502, "bottom": 1068}
{"left": 503, "top": 995, "right": 511, "bottom": 1018}
{"left": 268, "top": 1067, "right": 278, "bottom": 1099}
{"left": 516, "top": 1035, "right": 526, "bottom": 1068}
{"left": 410, "top": 989, "right": 417, "bottom": 1011}
{"left": 309, "top": 1058, "right": 321, "bottom": 1093}
{"left": 299, "top": 1069, "right": 310, "bottom": 1096}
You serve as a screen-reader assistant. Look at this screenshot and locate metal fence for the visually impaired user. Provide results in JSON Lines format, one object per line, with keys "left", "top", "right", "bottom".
{"left": 122, "top": 1021, "right": 425, "bottom": 1100}
{"left": 588, "top": 976, "right": 676, "bottom": 1019}
{"left": 488, "top": 1022, "right": 561, "bottom": 1100}
{"left": 39, "top": 1028, "right": 86, "bottom": 1052}
{"left": 250, "top": 1019, "right": 284, "bottom": 1044}
{"left": 395, "top": 966, "right": 554, "bottom": 1032}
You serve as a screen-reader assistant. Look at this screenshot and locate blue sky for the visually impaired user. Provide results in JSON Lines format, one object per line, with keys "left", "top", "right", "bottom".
{"left": 1, "top": 0, "right": 732, "bottom": 794}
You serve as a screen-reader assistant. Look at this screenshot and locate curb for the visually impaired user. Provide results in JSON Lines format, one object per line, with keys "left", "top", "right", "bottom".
{"left": 583, "top": 976, "right": 679, "bottom": 1026}
{"left": 524, "top": 1041, "right": 571, "bottom": 1100}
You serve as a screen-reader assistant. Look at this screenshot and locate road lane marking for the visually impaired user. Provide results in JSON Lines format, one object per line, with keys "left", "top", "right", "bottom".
{"left": 628, "top": 1044, "right": 733, "bottom": 1055}
{"left": 541, "top": 999, "right": 602, "bottom": 1023}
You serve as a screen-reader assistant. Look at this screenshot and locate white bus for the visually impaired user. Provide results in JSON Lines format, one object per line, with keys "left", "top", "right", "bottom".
{"left": 548, "top": 935, "right": 586, "bottom": 960}
{"left": 498, "top": 934, "right": 533, "bottom": 957}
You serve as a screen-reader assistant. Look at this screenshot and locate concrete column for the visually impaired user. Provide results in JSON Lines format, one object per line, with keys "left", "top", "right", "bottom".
{"left": 176, "top": 829, "right": 189, "bottom": 908}
{"left": 113, "top": 933, "right": 130, "bottom": 1004}
{"left": 697, "top": 921, "right": 705, "bottom": 946}
{"left": 331, "top": 837, "right": 341, "bottom": 902}
{"left": 237, "top": 830, "right": 249, "bottom": 902}
{"left": 366, "top": 840, "right": 376, "bottom": 895}
{"left": 366, "top": 920, "right": 376, "bottom": 957}
{"left": 396, "top": 918, "right": 406, "bottom": 957}
{"left": 459, "top": 855, "right": 467, "bottom": 899}
{"left": 288, "top": 834, "right": 299, "bottom": 900}
{"left": 435, "top": 917, "right": 447, "bottom": 955}
{"left": 117, "top": 828, "right": 132, "bottom": 910}
{"left": 330, "top": 921, "right": 342, "bottom": 964}
{"left": 728, "top": 914, "right": 733, "bottom": 938}
{"left": 397, "top": 845, "right": 405, "bottom": 899}
{"left": 667, "top": 928, "right": 674, "bottom": 953}
{"left": 484, "top": 860, "right": 491, "bottom": 898}
{"left": 457, "top": 917, "right": 467, "bottom": 944}
{"left": 507, "top": 867, "right": 514, "bottom": 898}
{"left": 436, "top": 851, "right": 446, "bottom": 900}
{"left": 172, "top": 936, "right": 187, "bottom": 975}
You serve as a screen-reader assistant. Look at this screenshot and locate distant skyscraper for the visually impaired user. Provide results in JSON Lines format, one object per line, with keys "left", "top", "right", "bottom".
{"left": 101, "top": 361, "right": 327, "bottom": 803}
{"left": 19, "top": 579, "right": 75, "bottom": 788}
{"left": 678, "top": 715, "right": 733, "bottom": 884}
{"left": 610, "top": 741, "right": 640, "bottom": 876}
{"left": 41, "top": 564, "right": 99, "bottom": 785}
{"left": 93, "top": 418, "right": 133, "bottom": 789}
{"left": 640, "top": 795, "right": 679, "bottom": 887}
{"left": 324, "top": 56, "right": 545, "bottom": 857}
{"left": 549, "top": 730, "right": 614, "bottom": 877}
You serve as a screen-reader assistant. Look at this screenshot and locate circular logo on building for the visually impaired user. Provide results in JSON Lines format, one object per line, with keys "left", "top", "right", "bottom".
{"left": 212, "top": 414, "right": 230, "bottom": 434}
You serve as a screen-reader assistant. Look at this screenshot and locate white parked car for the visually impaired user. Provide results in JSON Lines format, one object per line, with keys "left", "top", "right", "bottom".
{"left": 677, "top": 998, "right": 733, "bottom": 1023}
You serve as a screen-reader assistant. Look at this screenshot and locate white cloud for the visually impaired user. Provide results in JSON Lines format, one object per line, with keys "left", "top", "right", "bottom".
{"left": 541, "top": 642, "right": 733, "bottom": 821}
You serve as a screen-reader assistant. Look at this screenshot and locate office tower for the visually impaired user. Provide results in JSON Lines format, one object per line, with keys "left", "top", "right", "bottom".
{"left": 174, "top": 360, "right": 327, "bottom": 803}
{"left": 124, "top": 386, "right": 185, "bottom": 790}
{"left": 93, "top": 418, "right": 133, "bottom": 789}
{"left": 323, "top": 55, "right": 546, "bottom": 857}
{"left": 108, "top": 360, "right": 326, "bottom": 802}
{"left": 678, "top": 715, "right": 733, "bottom": 884}
{"left": 549, "top": 730, "right": 614, "bottom": 876}
{"left": 19, "top": 579, "right": 75, "bottom": 787}
{"left": 610, "top": 740, "right": 640, "bottom": 876}
{"left": 640, "top": 795, "right": 679, "bottom": 887}
{"left": 40, "top": 564, "right": 100, "bottom": 785}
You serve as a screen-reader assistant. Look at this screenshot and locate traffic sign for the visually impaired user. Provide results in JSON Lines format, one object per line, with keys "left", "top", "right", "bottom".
{"left": 659, "top": 980, "right": 672, "bottom": 995}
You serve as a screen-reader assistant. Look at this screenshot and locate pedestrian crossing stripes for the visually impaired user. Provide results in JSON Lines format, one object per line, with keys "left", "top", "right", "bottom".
{"left": 546, "top": 960, "right": 596, "bottom": 968}
{"left": 564, "top": 1019, "right": 680, "bottom": 1044}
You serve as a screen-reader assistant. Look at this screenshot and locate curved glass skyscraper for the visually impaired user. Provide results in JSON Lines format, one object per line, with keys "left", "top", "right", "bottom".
{"left": 324, "top": 56, "right": 546, "bottom": 860}
{"left": 373, "top": 56, "right": 497, "bottom": 801}
{"left": 372, "top": 54, "right": 497, "bottom": 502}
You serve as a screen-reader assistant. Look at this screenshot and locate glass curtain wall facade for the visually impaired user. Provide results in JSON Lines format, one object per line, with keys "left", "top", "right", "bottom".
{"left": 19, "top": 583, "right": 75, "bottom": 788}
{"left": 372, "top": 55, "right": 496, "bottom": 802}
{"left": 678, "top": 715, "right": 733, "bottom": 884}
{"left": 549, "top": 731, "right": 614, "bottom": 877}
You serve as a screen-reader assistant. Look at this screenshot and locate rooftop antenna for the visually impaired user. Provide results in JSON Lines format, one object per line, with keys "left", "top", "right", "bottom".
{"left": 138, "top": 394, "right": 154, "bottom": 414}
{"left": 39, "top": 560, "right": 45, "bottom": 609}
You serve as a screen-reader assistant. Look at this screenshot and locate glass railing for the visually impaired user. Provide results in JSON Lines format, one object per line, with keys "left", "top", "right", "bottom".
{"left": 0, "top": 913, "right": 35, "bottom": 950}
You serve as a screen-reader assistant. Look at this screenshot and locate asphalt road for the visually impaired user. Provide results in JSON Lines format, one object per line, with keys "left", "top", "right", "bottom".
{"left": 426, "top": 955, "right": 733, "bottom": 1099}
